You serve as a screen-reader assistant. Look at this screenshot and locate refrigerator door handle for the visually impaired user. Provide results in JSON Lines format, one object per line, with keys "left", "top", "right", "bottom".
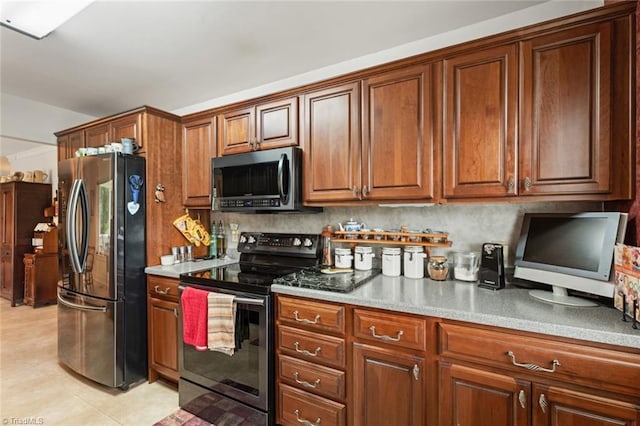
{"left": 77, "top": 179, "right": 89, "bottom": 271}
{"left": 66, "top": 179, "right": 90, "bottom": 273}
{"left": 57, "top": 293, "right": 108, "bottom": 313}
{"left": 66, "top": 179, "right": 82, "bottom": 273}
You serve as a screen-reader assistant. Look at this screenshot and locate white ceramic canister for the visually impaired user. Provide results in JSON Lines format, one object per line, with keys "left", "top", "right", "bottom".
{"left": 334, "top": 247, "right": 353, "bottom": 269}
{"left": 404, "top": 246, "right": 426, "bottom": 279}
{"left": 354, "top": 246, "right": 375, "bottom": 271}
{"left": 382, "top": 247, "right": 401, "bottom": 276}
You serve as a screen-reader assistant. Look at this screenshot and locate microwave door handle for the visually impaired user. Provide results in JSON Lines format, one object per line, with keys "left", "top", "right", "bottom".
{"left": 277, "top": 153, "right": 289, "bottom": 204}
{"left": 66, "top": 179, "right": 82, "bottom": 273}
{"left": 77, "top": 179, "right": 90, "bottom": 271}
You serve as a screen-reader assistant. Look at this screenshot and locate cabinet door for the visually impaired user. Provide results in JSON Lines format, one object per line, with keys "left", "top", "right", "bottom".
{"left": 57, "top": 131, "right": 84, "bottom": 161}
{"left": 353, "top": 343, "right": 425, "bottom": 426}
{"left": 85, "top": 124, "right": 110, "bottom": 148}
{"left": 532, "top": 384, "right": 640, "bottom": 426}
{"left": 218, "top": 106, "right": 255, "bottom": 155}
{"left": 111, "top": 113, "right": 142, "bottom": 148}
{"left": 439, "top": 362, "right": 529, "bottom": 426}
{"left": 0, "top": 186, "right": 14, "bottom": 298}
{"left": 443, "top": 44, "right": 517, "bottom": 198}
{"left": 182, "top": 115, "right": 216, "bottom": 207}
{"left": 519, "top": 22, "right": 611, "bottom": 196}
{"left": 303, "top": 82, "right": 361, "bottom": 202}
{"left": 147, "top": 296, "right": 179, "bottom": 382}
{"left": 363, "top": 64, "right": 434, "bottom": 200}
{"left": 255, "top": 96, "right": 298, "bottom": 150}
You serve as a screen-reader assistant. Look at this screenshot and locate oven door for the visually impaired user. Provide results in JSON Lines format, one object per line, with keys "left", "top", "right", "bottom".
{"left": 178, "top": 282, "right": 273, "bottom": 412}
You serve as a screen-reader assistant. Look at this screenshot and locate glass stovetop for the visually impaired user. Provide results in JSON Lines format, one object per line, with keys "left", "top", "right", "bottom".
{"left": 181, "top": 263, "right": 381, "bottom": 295}
{"left": 273, "top": 266, "right": 381, "bottom": 293}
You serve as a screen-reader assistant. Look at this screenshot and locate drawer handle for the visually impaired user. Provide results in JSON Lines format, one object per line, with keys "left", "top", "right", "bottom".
{"left": 293, "top": 342, "right": 321, "bottom": 357}
{"left": 294, "top": 371, "right": 321, "bottom": 389}
{"left": 369, "top": 325, "right": 403, "bottom": 342}
{"left": 507, "top": 351, "right": 560, "bottom": 373}
{"left": 539, "top": 393, "right": 548, "bottom": 414}
{"left": 154, "top": 285, "right": 171, "bottom": 295}
{"left": 293, "top": 310, "right": 320, "bottom": 325}
{"left": 294, "top": 409, "right": 320, "bottom": 426}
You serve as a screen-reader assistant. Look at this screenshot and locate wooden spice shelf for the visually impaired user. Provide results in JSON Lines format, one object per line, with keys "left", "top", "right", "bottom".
{"left": 331, "top": 230, "right": 452, "bottom": 249}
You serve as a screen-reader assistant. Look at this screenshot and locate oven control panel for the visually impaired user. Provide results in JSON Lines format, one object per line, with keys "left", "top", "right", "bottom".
{"left": 237, "top": 232, "right": 320, "bottom": 258}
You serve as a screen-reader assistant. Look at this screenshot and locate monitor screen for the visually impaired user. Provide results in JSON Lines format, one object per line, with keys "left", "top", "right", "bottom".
{"left": 515, "top": 212, "right": 624, "bottom": 282}
{"left": 522, "top": 216, "right": 608, "bottom": 273}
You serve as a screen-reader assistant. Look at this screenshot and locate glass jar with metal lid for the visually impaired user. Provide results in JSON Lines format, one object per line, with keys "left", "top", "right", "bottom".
{"left": 427, "top": 256, "right": 449, "bottom": 281}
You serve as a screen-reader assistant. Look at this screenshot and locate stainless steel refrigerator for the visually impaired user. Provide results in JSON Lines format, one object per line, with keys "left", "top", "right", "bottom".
{"left": 57, "top": 153, "right": 146, "bottom": 390}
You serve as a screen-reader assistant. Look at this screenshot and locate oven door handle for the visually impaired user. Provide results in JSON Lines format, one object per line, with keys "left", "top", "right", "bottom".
{"left": 179, "top": 285, "right": 265, "bottom": 307}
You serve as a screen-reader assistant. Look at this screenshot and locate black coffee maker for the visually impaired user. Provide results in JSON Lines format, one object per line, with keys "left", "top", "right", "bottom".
{"left": 478, "top": 242, "right": 505, "bottom": 290}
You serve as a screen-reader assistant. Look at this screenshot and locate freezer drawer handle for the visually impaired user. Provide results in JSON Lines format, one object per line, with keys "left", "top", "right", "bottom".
{"left": 58, "top": 293, "right": 108, "bottom": 313}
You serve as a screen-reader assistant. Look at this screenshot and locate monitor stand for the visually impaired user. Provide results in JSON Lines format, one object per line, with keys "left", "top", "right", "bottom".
{"left": 529, "top": 286, "right": 598, "bottom": 307}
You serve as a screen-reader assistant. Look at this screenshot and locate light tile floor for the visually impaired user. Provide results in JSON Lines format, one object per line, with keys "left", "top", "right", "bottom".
{"left": 0, "top": 299, "right": 180, "bottom": 425}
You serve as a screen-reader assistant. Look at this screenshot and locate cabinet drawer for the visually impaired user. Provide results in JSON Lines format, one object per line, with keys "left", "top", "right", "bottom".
{"left": 147, "top": 276, "right": 180, "bottom": 302}
{"left": 353, "top": 308, "right": 426, "bottom": 351}
{"left": 278, "top": 383, "right": 346, "bottom": 426}
{"left": 278, "top": 296, "right": 345, "bottom": 335}
{"left": 439, "top": 322, "right": 640, "bottom": 397}
{"left": 278, "top": 354, "right": 346, "bottom": 401}
{"left": 278, "top": 325, "right": 346, "bottom": 369}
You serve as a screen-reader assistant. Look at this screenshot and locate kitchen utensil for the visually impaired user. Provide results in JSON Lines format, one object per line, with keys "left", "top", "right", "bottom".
{"left": 478, "top": 243, "right": 505, "bottom": 290}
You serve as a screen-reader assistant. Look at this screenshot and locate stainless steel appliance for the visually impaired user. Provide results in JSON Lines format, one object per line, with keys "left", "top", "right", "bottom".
{"left": 178, "top": 232, "right": 321, "bottom": 425}
{"left": 211, "top": 146, "right": 321, "bottom": 213}
{"left": 57, "top": 153, "right": 147, "bottom": 390}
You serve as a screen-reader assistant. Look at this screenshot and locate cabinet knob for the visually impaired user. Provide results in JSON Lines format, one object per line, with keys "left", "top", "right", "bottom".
{"left": 538, "top": 393, "right": 548, "bottom": 414}
{"left": 506, "top": 177, "right": 515, "bottom": 191}
{"left": 362, "top": 185, "right": 369, "bottom": 197}
{"left": 523, "top": 177, "right": 532, "bottom": 191}
{"left": 518, "top": 389, "right": 526, "bottom": 409}
{"left": 352, "top": 186, "right": 359, "bottom": 197}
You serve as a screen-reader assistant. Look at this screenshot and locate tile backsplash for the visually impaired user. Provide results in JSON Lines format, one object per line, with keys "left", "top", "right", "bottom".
{"left": 217, "top": 201, "right": 601, "bottom": 266}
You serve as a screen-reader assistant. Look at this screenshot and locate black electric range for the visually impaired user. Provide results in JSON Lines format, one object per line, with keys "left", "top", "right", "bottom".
{"left": 179, "top": 232, "right": 322, "bottom": 294}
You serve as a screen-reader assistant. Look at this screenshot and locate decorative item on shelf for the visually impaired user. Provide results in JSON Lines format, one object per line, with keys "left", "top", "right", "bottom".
{"left": 331, "top": 228, "right": 452, "bottom": 259}
{"left": 154, "top": 184, "right": 166, "bottom": 203}
{"left": 32, "top": 223, "right": 57, "bottom": 254}
{"left": 613, "top": 244, "right": 640, "bottom": 328}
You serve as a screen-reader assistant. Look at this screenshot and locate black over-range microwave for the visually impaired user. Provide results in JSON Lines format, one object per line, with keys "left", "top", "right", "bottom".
{"left": 211, "top": 146, "right": 321, "bottom": 213}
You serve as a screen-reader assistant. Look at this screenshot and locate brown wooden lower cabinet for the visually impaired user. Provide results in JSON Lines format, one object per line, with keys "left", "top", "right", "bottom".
{"left": 23, "top": 252, "right": 58, "bottom": 307}
{"left": 275, "top": 295, "right": 640, "bottom": 426}
{"left": 352, "top": 343, "right": 425, "bottom": 426}
{"left": 147, "top": 275, "right": 179, "bottom": 383}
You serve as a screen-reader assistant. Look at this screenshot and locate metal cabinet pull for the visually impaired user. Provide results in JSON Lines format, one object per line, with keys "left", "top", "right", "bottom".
{"left": 539, "top": 393, "right": 548, "bottom": 413}
{"left": 293, "top": 310, "right": 320, "bottom": 324}
{"left": 154, "top": 285, "right": 171, "bottom": 295}
{"left": 413, "top": 364, "right": 420, "bottom": 381}
{"left": 362, "top": 185, "right": 369, "bottom": 197}
{"left": 506, "top": 177, "right": 515, "bottom": 191}
{"left": 294, "top": 409, "right": 321, "bottom": 426}
{"left": 173, "top": 308, "right": 178, "bottom": 317}
{"left": 294, "top": 372, "right": 321, "bottom": 389}
{"left": 518, "top": 390, "right": 526, "bottom": 408}
{"left": 369, "top": 325, "right": 403, "bottom": 342}
{"left": 523, "top": 177, "right": 532, "bottom": 191}
{"left": 507, "top": 351, "right": 560, "bottom": 373}
{"left": 352, "top": 186, "right": 359, "bottom": 197}
{"left": 294, "top": 342, "right": 321, "bottom": 357}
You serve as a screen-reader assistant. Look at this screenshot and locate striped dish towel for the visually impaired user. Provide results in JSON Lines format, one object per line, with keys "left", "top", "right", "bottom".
{"left": 207, "top": 292, "right": 237, "bottom": 355}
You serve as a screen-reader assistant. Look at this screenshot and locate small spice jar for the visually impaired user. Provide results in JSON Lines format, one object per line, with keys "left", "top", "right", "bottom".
{"left": 427, "top": 256, "right": 449, "bottom": 281}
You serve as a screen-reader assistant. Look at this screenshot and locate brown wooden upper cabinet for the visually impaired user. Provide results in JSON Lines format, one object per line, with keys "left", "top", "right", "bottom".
{"left": 303, "top": 82, "right": 362, "bottom": 202}
{"left": 519, "top": 22, "right": 612, "bottom": 197}
{"left": 57, "top": 131, "right": 84, "bottom": 161}
{"left": 182, "top": 115, "right": 216, "bottom": 207}
{"left": 304, "top": 65, "right": 434, "bottom": 203}
{"left": 218, "top": 96, "right": 298, "bottom": 155}
{"left": 84, "top": 112, "right": 142, "bottom": 150}
{"left": 443, "top": 44, "right": 518, "bottom": 199}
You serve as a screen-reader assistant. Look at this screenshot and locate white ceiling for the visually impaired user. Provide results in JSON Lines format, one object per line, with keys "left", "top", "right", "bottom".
{"left": 2, "top": 0, "right": 605, "bottom": 158}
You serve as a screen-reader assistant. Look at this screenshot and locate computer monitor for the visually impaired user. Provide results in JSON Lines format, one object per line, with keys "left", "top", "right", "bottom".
{"left": 514, "top": 212, "right": 628, "bottom": 307}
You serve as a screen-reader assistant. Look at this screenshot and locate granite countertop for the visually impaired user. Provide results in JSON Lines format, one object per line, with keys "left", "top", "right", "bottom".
{"left": 145, "top": 257, "right": 238, "bottom": 278}
{"left": 272, "top": 275, "right": 640, "bottom": 349}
